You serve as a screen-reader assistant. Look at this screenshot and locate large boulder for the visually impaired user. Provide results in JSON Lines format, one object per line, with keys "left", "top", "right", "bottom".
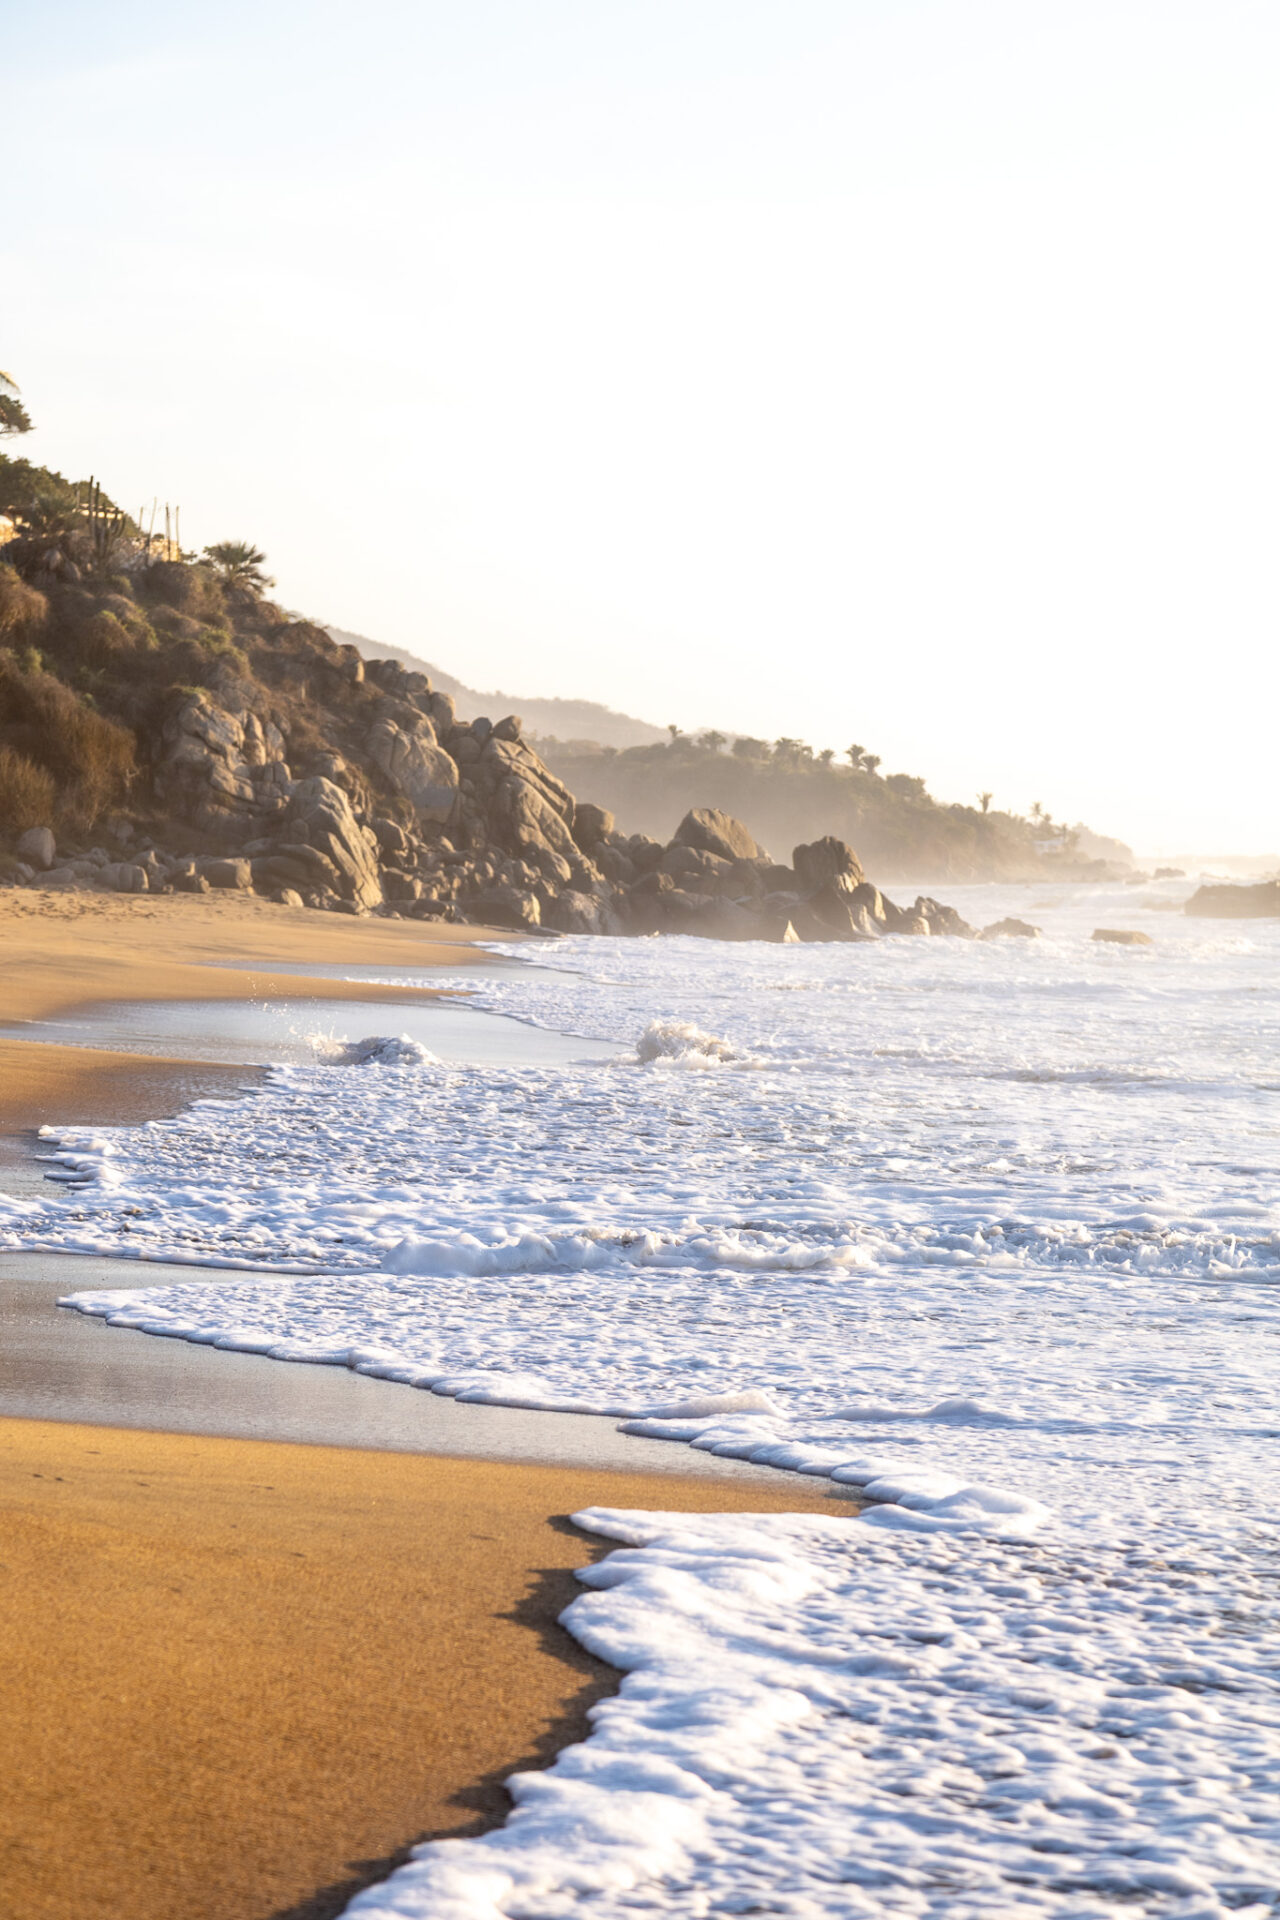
{"left": 16, "top": 826, "right": 55, "bottom": 870}
{"left": 198, "top": 857, "right": 252, "bottom": 891}
{"left": 627, "top": 834, "right": 665, "bottom": 875}
{"left": 792, "top": 837, "right": 865, "bottom": 893}
{"left": 282, "top": 777, "right": 383, "bottom": 910}
{"left": 659, "top": 844, "right": 734, "bottom": 887}
{"left": 673, "top": 808, "right": 767, "bottom": 864}
{"left": 544, "top": 889, "right": 617, "bottom": 935}
{"left": 461, "top": 735, "right": 585, "bottom": 885}
{"left": 100, "top": 862, "right": 149, "bottom": 894}
{"left": 911, "top": 896, "right": 976, "bottom": 938}
{"left": 1185, "top": 880, "right": 1280, "bottom": 919}
{"left": 469, "top": 884, "right": 542, "bottom": 931}
{"left": 366, "top": 715, "right": 459, "bottom": 824}
{"left": 848, "top": 881, "right": 888, "bottom": 926}
{"left": 251, "top": 843, "right": 342, "bottom": 895}
{"left": 800, "top": 881, "right": 876, "bottom": 941}
{"left": 570, "top": 802, "right": 615, "bottom": 855}
{"left": 154, "top": 690, "right": 291, "bottom": 843}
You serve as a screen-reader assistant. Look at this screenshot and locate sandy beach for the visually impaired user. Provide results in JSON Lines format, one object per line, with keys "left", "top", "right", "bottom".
{"left": 0, "top": 891, "right": 839, "bottom": 1920}
{"left": 0, "top": 889, "right": 489, "bottom": 1133}
{"left": 0, "top": 1416, "right": 836, "bottom": 1920}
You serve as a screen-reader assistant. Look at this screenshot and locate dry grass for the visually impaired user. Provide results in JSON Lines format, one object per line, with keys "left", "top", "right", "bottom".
{"left": 0, "top": 744, "right": 56, "bottom": 832}
{"left": 0, "top": 563, "right": 47, "bottom": 643}
{"left": 0, "top": 658, "right": 137, "bottom": 828}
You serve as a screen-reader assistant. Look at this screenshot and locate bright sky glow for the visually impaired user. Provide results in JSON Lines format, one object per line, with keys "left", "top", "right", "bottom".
{"left": 5, "top": 0, "right": 1277, "bottom": 852}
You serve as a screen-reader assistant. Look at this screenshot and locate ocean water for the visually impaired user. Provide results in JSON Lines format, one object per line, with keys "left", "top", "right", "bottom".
{"left": 4, "top": 881, "right": 1279, "bottom": 1917}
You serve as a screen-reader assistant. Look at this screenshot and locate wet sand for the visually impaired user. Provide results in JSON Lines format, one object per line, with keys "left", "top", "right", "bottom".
{"left": 0, "top": 890, "right": 499, "bottom": 1135}
{"left": 0, "top": 1250, "right": 810, "bottom": 1485}
{"left": 0, "top": 891, "right": 839, "bottom": 1920}
{"left": 0, "top": 1416, "right": 841, "bottom": 1920}
{"left": 0, "top": 888, "right": 497, "bottom": 1027}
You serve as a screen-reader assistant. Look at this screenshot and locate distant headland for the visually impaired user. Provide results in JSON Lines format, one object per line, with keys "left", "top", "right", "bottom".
{"left": 2, "top": 440, "right": 1147, "bottom": 940}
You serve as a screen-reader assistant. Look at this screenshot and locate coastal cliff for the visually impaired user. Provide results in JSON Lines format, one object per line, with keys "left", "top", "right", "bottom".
{"left": 0, "top": 459, "right": 1116, "bottom": 937}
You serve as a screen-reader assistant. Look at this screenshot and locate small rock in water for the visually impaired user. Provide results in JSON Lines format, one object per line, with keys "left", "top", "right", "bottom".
{"left": 1092, "top": 927, "right": 1153, "bottom": 946}
{"left": 1184, "top": 879, "right": 1280, "bottom": 919}
{"left": 979, "top": 917, "right": 1040, "bottom": 939}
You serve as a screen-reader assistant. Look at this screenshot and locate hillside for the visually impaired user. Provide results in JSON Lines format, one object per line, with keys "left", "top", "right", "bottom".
{"left": 0, "top": 446, "right": 1131, "bottom": 938}
{"left": 323, "top": 627, "right": 1132, "bottom": 884}
{"left": 536, "top": 739, "right": 1131, "bottom": 885}
{"left": 323, "top": 624, "right": 666, "bottom": 752}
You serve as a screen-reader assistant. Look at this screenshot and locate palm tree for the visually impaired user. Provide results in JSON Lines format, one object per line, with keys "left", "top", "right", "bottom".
{"left": 203, "top": 541, "right": 274, "bottom": 592}
{"left": 696, "top": 729, "right": 728, "bottom": 753}
{"left": 977, "top": 791, "right": 993, "bottom": 814}
{"left": 0, "top": 370, "right": 32, "bottom": 440}
{"left": 846, "top": 743, "right": 866, "bottom": 769}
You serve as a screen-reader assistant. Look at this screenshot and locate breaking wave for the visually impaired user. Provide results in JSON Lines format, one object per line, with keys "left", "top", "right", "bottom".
{"left": 635, "top": 1019, "right": 746, "bottom": 1067}
{"left": 313, "top": 1033, "right": 440, "bottom": 1068}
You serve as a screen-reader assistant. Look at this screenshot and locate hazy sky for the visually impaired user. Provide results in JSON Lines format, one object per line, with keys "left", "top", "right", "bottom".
{"left": 5, "top": 1, "right": 1277, "bottom": 852}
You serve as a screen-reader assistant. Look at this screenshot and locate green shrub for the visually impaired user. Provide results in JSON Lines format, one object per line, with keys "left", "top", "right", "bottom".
{"left": 140, "top": 559, "right": 226, "bottom": 623}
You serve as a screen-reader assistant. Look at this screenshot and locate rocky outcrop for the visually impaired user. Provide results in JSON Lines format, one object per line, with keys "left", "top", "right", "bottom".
{"left": 153, "top": 690, "right": 291, "bottom": 842}
{"left": 366, "top": 713, "right": 458, "bottom": 823}
{"left": 279, "top": 777, "right": 383, "bottom": 910}
{"left": 673, "top": 807, "right": 768, "bottom": 864}
{"left": 792, "top": 836, "right": 864, "bottom": 893}
{"left": 605, "top": 820, "right": 974, "bottom": 944}
{"left": 6, "top": 640, "right": 976, "bottom": 945}
{"left": 451, "top": 720, "right": 590, "bottom": 889}
{"left": 1185, "top": 880, "right": 1280, "bottom": 919}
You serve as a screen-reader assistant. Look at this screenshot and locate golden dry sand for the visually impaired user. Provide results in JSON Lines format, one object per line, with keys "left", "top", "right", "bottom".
{"left": 0, "top": 1417, "right": 842, "bottom": 1920}
{"left": 0, "top": 886, "right": 495, "bottom": 1026}
{"left": 0, "top": 891, "right": 838, "bottom": 1920}
{"left": 0, "top": 888, "right": 499, "bottom": 1134}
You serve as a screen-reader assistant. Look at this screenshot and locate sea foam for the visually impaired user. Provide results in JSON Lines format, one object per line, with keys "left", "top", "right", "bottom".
{"left": 3, "top": 882, "right": 1279, "bottom": 1915}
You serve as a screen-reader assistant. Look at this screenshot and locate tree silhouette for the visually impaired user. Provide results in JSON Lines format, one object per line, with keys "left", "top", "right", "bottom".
{"left": 0, "top": 370, "right": 32, "bottom": 440}
{"left": 202, "top": 541, "right": 274, "bottom": 592}
{"left": 977, "top": 791, "right": 993, "bottom": 814}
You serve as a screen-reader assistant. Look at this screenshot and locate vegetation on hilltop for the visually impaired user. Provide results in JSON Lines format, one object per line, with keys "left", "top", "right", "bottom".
{"left": 536, "top": 732, "right": 1131, "bottom": 883}
{"left": 0, "top": 435, "right": 1129, "bottom": 884}
{"left": 0, "top": 450, "right": 368, "bottom": 841}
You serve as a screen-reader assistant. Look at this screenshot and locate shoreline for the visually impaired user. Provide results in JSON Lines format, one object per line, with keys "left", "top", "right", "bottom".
{"left": 0, "top": 1415, "right": 838, "bottom": 1920}
{"left": 1, "top": 1249, "right": 832, "bottom": 1486}
{"left": 0, "top": 888, "right": 497, "bottom": 1139}
{"left": 0, "top": 889, "right": 842, "bottom": 1920}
